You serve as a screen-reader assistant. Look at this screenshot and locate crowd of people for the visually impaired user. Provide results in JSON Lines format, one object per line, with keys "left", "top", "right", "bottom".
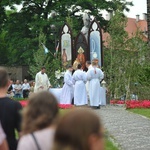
{"left": 0, "top": 66, "right": 105, "bottom": 150}
{"left": 7, "top": 79, "right": 35, "bottom": 99}
{"left": 7, "top": 59, "right": 104, "bottom": 109}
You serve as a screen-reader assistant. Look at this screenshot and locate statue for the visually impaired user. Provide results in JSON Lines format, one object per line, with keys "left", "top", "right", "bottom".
{"left": 73, "top": 47, "right": 86, "bottom": 70}
{"left": 81, "top": 13, "right": 91, "bottom": 42}
{"left": 62, "top": 48, "right": 68, "bottom": 67}
{"left": 77, "top": 46, "right": 86, "bottom": 69}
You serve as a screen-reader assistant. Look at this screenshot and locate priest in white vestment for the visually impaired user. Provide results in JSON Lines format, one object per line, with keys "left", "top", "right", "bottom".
{"left": 34, "top": 67, "right": 51, "bottom": 93}
{"left": 87, "top": 61, "right": 104, "bottom": 109}
{"left": 72, "top": 64, "right": 87, "bottom": 106}
{"left": 60, "top": 65, "right": 74, "bottom": 104}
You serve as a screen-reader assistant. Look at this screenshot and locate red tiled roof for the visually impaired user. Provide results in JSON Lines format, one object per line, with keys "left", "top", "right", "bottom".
{"left": 103, "top": 17, "right": 148, "bottom": 46}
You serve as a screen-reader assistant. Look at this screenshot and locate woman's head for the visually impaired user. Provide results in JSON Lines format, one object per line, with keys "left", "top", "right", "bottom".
{"left": 22, "top": 91, "right": 58, "bottom": 135}
{"left": 0, "top": 67, "right": 9, "bottom": 89}
{"left": 53, "top": 109, "right": 104, "bottom": 150}
{"left": 92, "top": 59, "right": 99, "bottom": 67}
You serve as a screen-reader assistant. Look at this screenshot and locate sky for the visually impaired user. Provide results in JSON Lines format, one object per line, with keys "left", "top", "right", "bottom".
{"left": 125, "top": 0, "right": 147, "bottom": 18}
{"left": 102, "top": 0, "right": 147, "bottom": 19}
{"left": 13, "top": 0, "right": 147, "bottom": 19}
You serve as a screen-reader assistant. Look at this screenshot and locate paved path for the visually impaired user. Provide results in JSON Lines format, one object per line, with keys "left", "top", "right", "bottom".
{"left": 95, "top": 106, "right": 150, "bottom": 150}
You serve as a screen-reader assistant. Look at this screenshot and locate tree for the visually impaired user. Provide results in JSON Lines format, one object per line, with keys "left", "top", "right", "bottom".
{"left": 29, "top": 31, "right": 49, "bottom": 78}
{"left": 0, "top": 0, "right": 133, "bottom": 65}
{"left": 0, "top": 30, "right": 8, "bottom": 64}
{"left": 104, "top": 10, "right": 150, "bottom": 100}
{"left": 147, "top": 0, "right": 150, "bottom": 44}
{"left": 29, "top": 31, "right": 64, "bottom": 87}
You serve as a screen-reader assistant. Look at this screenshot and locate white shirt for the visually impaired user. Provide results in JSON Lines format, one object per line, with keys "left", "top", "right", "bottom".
{"left": 17, "top": 128, "right": 55, "bottom": 150}
{"left": 14, "top": 84, "right": 22, "bottom": 94}
{"left": 22, "top": 83, "right": 30, "bottom": 90}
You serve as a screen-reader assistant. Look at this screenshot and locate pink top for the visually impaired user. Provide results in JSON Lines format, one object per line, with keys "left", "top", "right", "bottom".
{"left": 17, "top": 127, "right": 55, "bottom": 150}
{"left": 0, "top": 123, "right": 6, "bottom": 145}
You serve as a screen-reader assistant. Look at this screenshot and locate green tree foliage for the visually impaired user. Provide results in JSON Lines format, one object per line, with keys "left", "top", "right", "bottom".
{"left": 104, "top": 11, "right": 150, "bottom": 100}
{"left": 0, "top": 0, "right": 133, "bottom": 65}
{"left": 29, "top": 31, "right": 64, "bottom": 87}
{"left": 29, "top": 31, "right": 49, "bottom": 78}
{"left": 0, "top": 30, "right": 8, "bottom": 64}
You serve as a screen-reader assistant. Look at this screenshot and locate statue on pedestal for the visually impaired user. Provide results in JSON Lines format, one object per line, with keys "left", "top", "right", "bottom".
{"left": 81, "top": 13, "right": 90, "bottom": 42}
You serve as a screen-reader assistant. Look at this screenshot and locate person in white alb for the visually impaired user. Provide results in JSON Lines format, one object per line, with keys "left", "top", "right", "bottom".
{"left": 34, "top": 67, "right": 51, "bottom": 93}
{"left": 72, "top": 64, "right": 87, "bottom": 106}
{"left": 60, "top": 65, "right": 74, "bottom": 104}
{"left": 87, "top": 60, "right": 104, "bottom": 109}
{"left": 22, "top": 79, "right": 30, "bottom": 98}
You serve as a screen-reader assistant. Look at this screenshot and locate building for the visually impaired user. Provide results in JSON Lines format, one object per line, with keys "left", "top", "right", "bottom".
{"left": 103, "top": 13, "right": 148, "bottom": 46}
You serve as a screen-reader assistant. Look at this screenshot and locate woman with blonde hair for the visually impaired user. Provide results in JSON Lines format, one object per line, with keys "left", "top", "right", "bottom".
{"left": 17, "top": 91, "right": 58, "bottom": 150}
{"left": 52, "top": 109, "right": 105, "bottom": 150}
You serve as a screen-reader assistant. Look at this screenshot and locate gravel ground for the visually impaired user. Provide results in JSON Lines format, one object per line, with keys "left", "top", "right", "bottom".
{"left": 94, "top": 105, "right": 150, "bottom": 150}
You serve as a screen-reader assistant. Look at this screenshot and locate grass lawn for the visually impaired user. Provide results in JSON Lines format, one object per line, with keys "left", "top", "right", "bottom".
{"left": 105, "top": 139, "right": 119, "bottom": 150}
{"left": 128, "top": 109, "right": 150, "bottom": 119}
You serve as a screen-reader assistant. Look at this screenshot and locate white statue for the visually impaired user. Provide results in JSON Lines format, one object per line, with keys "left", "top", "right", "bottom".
{"left": 81, "top": 13, "right": 90, "bottom": 42}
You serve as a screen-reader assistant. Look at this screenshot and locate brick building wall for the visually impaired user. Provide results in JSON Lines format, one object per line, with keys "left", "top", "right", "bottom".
{"left": 147, "top": 0, "right": 150, "bottom": 44}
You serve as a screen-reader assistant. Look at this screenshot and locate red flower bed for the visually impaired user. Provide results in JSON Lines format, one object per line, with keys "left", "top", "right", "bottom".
{"left": 19, "top": 100, "right": 73, "bottom": 109}
{"left": 110, "top": 100, "right": 150, "bottom": 109}
{"left": 110, "top": 100, "right": 125, "bottom": 105}
{"left": 58, "top": 104, "right": 73, "bottom": 109}
{"left": 126, "top": 100, "right": 150, "bottom": 109}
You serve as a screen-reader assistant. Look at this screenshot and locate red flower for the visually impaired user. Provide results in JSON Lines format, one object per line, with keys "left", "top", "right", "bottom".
{"left": 58, "top": 104, "right": 73, "bottom": 109}
{"left": 19, "top": 100, "right": 73, "bottom": 109}
{"left": 19, "top": 100, "right": 28, "bottom": 107}
{"left": 125, "top": 100, "right": 150, "bottom": 109}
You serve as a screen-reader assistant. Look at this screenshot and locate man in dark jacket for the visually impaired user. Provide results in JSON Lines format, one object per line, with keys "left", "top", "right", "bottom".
{"left": 0, "top": 67, "right": 22, "bottom": 150}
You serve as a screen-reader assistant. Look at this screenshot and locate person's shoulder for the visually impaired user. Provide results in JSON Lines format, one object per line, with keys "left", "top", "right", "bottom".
{"left": 97, "top": 68, "right": 103, "bottom": 72}
{"left": 34, "top": 127, "right": 55, "bottom": 140}
{"left": 0, "top": 97, "right": 21, "bottom": 105}
{"left": 0, "top": 97, "right": 12, "bottom": 102}
{"left": 36, "top": 71, "right": 41, "bottom": 76}
{"left": 11, "top": 98, "right": 22, "bottom": 104}
{"left": 65, "top": 71, "right": 68, "bottom": 75}
{"left": 8, "top": 98, "right": 22, "bottom": 109}
{"left": 73, "top": 70, "right": 78, "bottom": 73}
{"left": 88, "top": 67, "right": 93, "bottom": 71}
{"left": 18, "top": 134, "right": 35, "bottom": 150}
{"left": 20, "top": 134, "right": 33, "bottom": 141}
{"left": 96, "top": 67, "right": 101, "bottom": 70}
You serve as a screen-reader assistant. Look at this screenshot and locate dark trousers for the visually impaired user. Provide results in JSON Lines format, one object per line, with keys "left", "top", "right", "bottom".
{"left": 23, "top": 90, "right": 29, "bottom": 98}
